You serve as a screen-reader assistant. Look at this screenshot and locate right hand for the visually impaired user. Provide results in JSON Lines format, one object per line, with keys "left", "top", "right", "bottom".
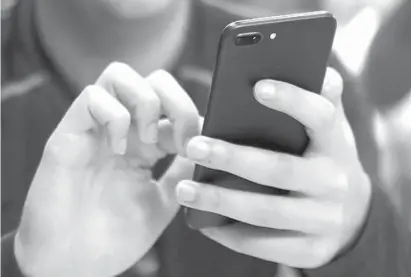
{"left": 14, "top": 63, "right": 201, "bottom": 277}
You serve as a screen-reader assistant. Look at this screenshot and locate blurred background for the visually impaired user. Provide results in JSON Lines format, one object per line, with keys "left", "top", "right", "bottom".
{"left": 1, "top": 0, "right": 405, "bottom": 76}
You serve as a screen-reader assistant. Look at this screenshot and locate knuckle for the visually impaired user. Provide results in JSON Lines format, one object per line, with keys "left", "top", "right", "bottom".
{"left": 106, "top": 61, "right": 131, "bottom": 76}
{"left": 273, "top": 85, "right": 291, "bottom": 109}
{"left": 114, "top": 108, "right": 131, "bottom": 123}
{"left": 145, "top": 93, "right": 161, "bottom": 106}
{"left": 333, "top": 204, "right": 345, "bottom": 231}
{"left": 306, "top": 239, "right": 335, "bottom": 268}
{"left": 335, "top": 171, "right": 350, "bottom": 194}
{"left": 82, "top": 85, "right": 107, "bottom": 107}
{"left": 249, "top": 201, "right": 276, "bottom": 227}
{"left": 150, "top": 69, "right": 173, "bottom": 81}
{"left": 182, "top": 107, "right": 200, "bottom": 118}
{"left": 320, "top": 159, "right": 350, "bottom": 194}
{"left": 205, "top": 186, "right": 223, "bottom": 211}
{"left": 137, "top": 94, "right": 161, "bottom": 116}
{"left": 176, "top": 108, "right": 200, "bottom": 123}
{"left": 151, "top": 70, "right": 190, "bottom": 100}
{"left": 101, "top": 62, "right": 132, "bottom": 85}
{"left": 83, "top": 85, "right": 100, "bottom": 99}
{"left": 317, "top": 104, "right": 337, "bottom": 131}
{"left": 342, "top": 199, "right": 360, "bottom": 232}
{"left": 272, "top": 153, "right": 293, "bottom": 178}
{"left": 322, "top": 203, "right": 345, "bottom": 233}
{"left": 212, "top": 142, "right": 231, "bottom": 168}
{"left": 313, "top": 157, "right": 350, "bottom": 195}
{"left": 108, "top": 107, "right": 131, "bottom": 126}
{"left": 43, "top": 133, "right": 94, "bottom": 167}
{"left": 147, "top": 69, "right": 174, "bottom": 86}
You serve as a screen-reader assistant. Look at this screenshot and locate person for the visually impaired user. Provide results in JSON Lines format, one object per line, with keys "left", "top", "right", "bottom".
{"left": 361, "top": 0, "right": 411, "bottom": 229}
{"left": 1, "top": 0, "right": 410, "bottom": 277}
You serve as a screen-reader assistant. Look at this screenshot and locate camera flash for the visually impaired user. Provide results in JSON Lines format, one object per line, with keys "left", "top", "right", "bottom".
{"left": 270, "top": 33, "right": 277, "bottom": 40}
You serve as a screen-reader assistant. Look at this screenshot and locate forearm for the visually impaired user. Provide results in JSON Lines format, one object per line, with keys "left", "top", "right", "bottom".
{"left": 1, "top": 232, "right": 25, "bottom": 277}
{"left": 303, "top": 180, "right": 411, "bottom": 277}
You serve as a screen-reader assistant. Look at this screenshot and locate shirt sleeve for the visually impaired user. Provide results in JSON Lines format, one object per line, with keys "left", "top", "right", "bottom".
{"left": 1, "top": 232, "right": 25, "bottom": 277}
{"left": 302, "top": 181, "right": 411, "bottom": 277}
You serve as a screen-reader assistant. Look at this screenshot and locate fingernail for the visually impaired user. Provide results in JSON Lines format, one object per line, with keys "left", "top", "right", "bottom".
{"left": 176, "top": 181, "right": 198, "bottom": 203}
{"left": 114, "top": 138, "right": 127, "bottom": 155}
{"left": 255, "top": 80, "right": 276, "bottom": 100}
{"left": 144, "top": 123, "right": 158, "bottom": 144}
{"left": 186, "top": 138, "right": 210, "bottom": 160}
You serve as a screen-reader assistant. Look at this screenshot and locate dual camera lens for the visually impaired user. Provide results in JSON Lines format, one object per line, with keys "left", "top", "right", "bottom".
{"left": 235, "top": 32, "right": 276, "bottom": 46}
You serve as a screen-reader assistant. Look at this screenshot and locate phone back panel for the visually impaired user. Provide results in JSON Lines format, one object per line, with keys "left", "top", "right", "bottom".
{"left": 186, "top": 12, "right": 337, "bottom": 229}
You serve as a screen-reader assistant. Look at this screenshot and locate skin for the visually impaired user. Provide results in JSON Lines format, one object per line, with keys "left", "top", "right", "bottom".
{"left": 14, "top": 64, "right": 371, "bottom": 277}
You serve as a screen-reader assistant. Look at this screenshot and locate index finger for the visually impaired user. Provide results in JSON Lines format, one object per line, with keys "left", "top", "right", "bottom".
{"left": 146, "top": 70, "right": 200, "bottom": 155}
{"left": 253, "top": 78, "right": 336, "bottom": 138}
{"left": 186, "top": 136, "right": 346, "bottom": 196}
{"left": 95, "top": 62, "right": 161, "bottom": 144}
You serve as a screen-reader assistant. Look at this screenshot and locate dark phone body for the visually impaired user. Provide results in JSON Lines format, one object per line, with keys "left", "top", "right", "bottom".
{"left": 185, "top": 11, "right": 337, "bottom": 229}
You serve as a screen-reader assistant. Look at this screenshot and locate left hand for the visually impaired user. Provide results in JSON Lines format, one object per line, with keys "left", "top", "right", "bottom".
{"left": 176, "top": 68, "right": 372, "bottom": 269}
{"left": 14, "top": 66, "right": 199, "bottom": 277}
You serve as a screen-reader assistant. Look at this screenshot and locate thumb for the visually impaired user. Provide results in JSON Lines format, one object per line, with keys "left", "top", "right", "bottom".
{"left": 157, "top": 156, "right": 195, "bottom": 202}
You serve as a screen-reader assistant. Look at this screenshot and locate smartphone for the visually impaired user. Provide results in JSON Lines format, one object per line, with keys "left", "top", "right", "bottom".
{"left": 185, "top": 11, "right": 337, "bottom": 230}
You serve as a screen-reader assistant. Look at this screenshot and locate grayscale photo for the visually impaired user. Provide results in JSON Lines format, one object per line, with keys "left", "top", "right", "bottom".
{"left": 1, "top": 0, "right": 410, "bottom": 276}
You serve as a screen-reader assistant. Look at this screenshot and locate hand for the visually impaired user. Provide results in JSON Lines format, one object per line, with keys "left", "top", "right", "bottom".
{"left": 14, "top": 63, "right": 200, "bottom": 277}
{"left": 176, "top": 68, "right": 372, "bottom": 269}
